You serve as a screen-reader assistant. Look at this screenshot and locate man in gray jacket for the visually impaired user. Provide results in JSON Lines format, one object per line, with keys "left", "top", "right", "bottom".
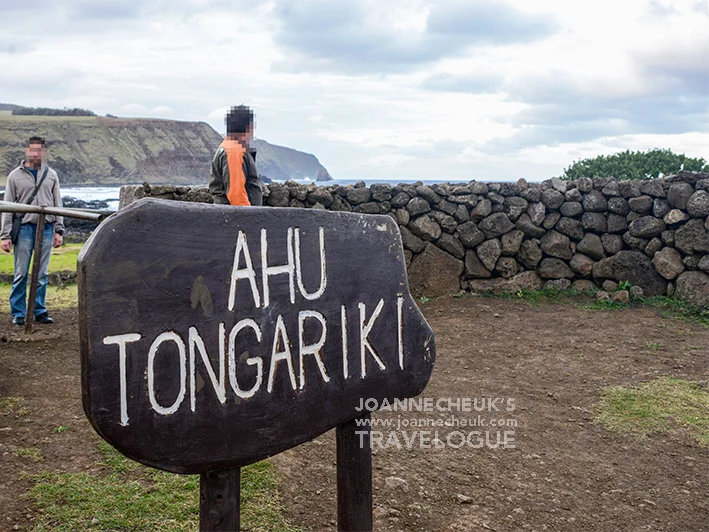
{"left": 1, "top": 136, "right": 64, "bottom": 326}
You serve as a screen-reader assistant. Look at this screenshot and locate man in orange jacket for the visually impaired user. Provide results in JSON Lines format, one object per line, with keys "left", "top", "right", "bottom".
{"left": 209, "top": 105, "right": 263, "bottom": 206}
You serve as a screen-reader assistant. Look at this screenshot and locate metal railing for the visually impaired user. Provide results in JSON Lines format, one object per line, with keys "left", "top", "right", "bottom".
{"left": 0, "top": 200, "right": 110, "bottom": 333}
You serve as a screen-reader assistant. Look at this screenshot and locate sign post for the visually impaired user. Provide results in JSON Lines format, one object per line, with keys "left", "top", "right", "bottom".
{"left": 78, "top": 198, "right": 435, "bottom": 530}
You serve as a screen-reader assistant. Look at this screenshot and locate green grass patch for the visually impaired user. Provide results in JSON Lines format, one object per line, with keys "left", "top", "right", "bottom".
{"left": 26, "top": 440, "right": 304, "bottom": 532}
{"left": 643, "top": 296, "right": 709, "bottom": 326}
{"left": 0, "top": 243, "right": 82, "bottom": 275}
{"left": 494, "top": 287, "right": 586, "bottom": 303}
{"left": 594, "top": 376, "right": 709, "bottom": 446}
{"left": 0, "top": 283, "right": 78, "bottom": 314}
{"left": 0, "top": 396, "right": 23, "bottom": 414}
{"left": 14, "top": 447, "right": 44, "bottom": 462}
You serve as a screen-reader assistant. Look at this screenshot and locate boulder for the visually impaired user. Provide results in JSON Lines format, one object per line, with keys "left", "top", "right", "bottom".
{"left": 467, "top": 271, "right": 544, "bottom": 294}
{"left": 699, "top": 255, "right": 709, "bottom": 274}
{"left": 495, "top": 257, "right": 520, "bottom": 279}
{"left": 560, "top": 201, "right": 583, "bottom": 218}
{"left": 521, "top": 187, "right": 543, "bottom": 203}
{"left": 607, "top": 213, "right": 628, "bottom": 234}
{"left": 399, "top": 226, "right": 426, "bottom": 253}
{"left": 582, "top": 190, "right": 608, "bottom": 212}
{"left": 504, "top": 197, "right": 528, "bottom": 221}
{"left": 601, "top": 233, "right": 624, "bottom": 255}
{"left": 435, "top": 198, "right": 457, "bottom": 216}
{"left": 346, "top": 187, "right": 372, "bottom": 205}
{"left": 674, "top": 271, "right": 709, "bottom": 307}
{"left": 571, "top": 279, "right": 597, "bottom": 292}
{"left": 570, "top": 253, "right": 595, "bottom": 278}
{"left": 611, "top": 290, "right": 630, "bottom": 304}
{"left": 476, "top": 239, "right": 502, "bottom": 271}
{"left": 307, "top": 188, "right": 333, "bottom": 207}
{"left": 408, "top": 214, "right": 442, "bottom": 241}
{"left": 453, "top": 204, "right": 469, "bottom": 224}
{"left": 675, "top": 218, "right": 709, "bottom": 254}
{"left": 370, "top": 183, "right": 392, "bottom": 201}
{"left": 628, "top": 216, "right": 665, "bottom": 238}
{"left": 575, "top": 177, "right": 593, "bottom": 192}
{"left": 416, "top": 185, "right": 441, "bottom": 205}
{"left": 653, "top": 198, "right": 671, "bottom": 218}
{"left": 582, "top": 212, "right": 608, "bottom": 234}
{"left": 435, "top": 233, "right": 465, "bottom": 259}
{"left": 592, "top": 250, "right": 667, "bottom": 296}
{"left": 602, "top": 280, "right": 619, "bottom": 292}
{"left": 518, "top": 240, "right": 543, "bottom": 269}
{"left": 464, "top": 250, "right": 492, "bottom": 279}
{"left": 555, "top": 217, "right": 584, "bottom": 240}
{"left": 391, "top": 192, "right": 411, "bottom": 208}
{"left": 667, "top": 182, "right": 694, "bottom": 209}
{"left": 501, "top": 229, "right": 525, "bottom": 256}
{"left": 684, "top": 255, "right": 700, "bottom": 270}
{"left": 541, "top": 189, "right": 564, "bottom": 210}
{"left": 645, "top": 237, "right": 663, "bottom": 258}
{"left": 408, "top": 244, "right": 464, "bottom": 298}
{"left": 470, "top": 198, "right": 492, "bottom": 221}
{"left": 406, "top": 197, "right": 431, "bottom": 216}
{"left": 607, "top": 197, "right": 629, "bottom": 215}
{"left": 516, "top": 213, "right": 547, "bottom": 238}
{"left": 565, "top": 188, "right": 583, "bottom": 202}
{"left": 652, "top": 247, "right": 684, "bottom": 280}
{"left": 687, "top": 190, "right": 709, "bottom": 217}
{"left": 429, "top": 211, "right": 457, "bottom": 234}
{"left": 623, "top": 231, "right": 649, "bottom": 251}
{"left": 618, "top": 181, "right": 642, "bottom": 198}
{"left": 478, "top": 213, "right": 515, "bottom": 238}
{"left": 527, "top": 202, "right": 546, "bottom": 225}
{"left": 395, "top": 209, "right": 410, "bottom": 226}
{"left": 540, "top": 230, "right": 573, "bottom": 260}
{"left": 544, "top": 279, "right": 571, "bottom": 290}
{"left": 543, "top": 212, "right": 562, "bottom": 230}
{"left": 538, "top": 258, "right": 575, "bottom": 279}
{"left": 602, "top": 181, "right": 620, "bottom": 196}
{"left": 576, "top": 233, "right": 605, "bottom": 260}
{"left": 640, "top": 180, "right": 665, "bottom": 197}
{"left": 457, "top": 222, "right": 485, "bottom": 248}
{"left": 664, "top": 209, "right": 689, "bottom": 225}
{"left": 628, "top": 195, "right": 653, "bottom": 213}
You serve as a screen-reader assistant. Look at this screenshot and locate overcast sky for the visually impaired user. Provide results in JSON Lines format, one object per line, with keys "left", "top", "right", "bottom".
{"left": 1, "top": 0, "right": 707, "bottom": 181}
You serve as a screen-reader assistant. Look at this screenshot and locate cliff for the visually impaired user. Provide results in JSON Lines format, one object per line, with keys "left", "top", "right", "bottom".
{"left": 0, "top": 111, "right": 331, "bottom": 186}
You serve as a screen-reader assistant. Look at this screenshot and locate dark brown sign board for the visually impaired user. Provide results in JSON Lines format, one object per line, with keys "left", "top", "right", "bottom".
{"left": 79, "top": 198, "right": 435, "bottom": 480}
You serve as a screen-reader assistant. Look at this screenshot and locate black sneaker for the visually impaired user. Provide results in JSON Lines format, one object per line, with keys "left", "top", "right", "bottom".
{"left": 35, "top": 313, "right": 54, "bottom": 324}
{"left": 12, "top": 316, "right": 25, "bottom": 326}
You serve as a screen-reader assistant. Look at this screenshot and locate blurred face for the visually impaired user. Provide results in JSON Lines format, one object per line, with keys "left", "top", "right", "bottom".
{"left": 25, "top": 142, "right": 45, "bottom": 167}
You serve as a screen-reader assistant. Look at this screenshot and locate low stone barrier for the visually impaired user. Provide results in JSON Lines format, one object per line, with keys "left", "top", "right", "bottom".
{"left": 119, "top": 171, "right": 709, "bottom": 306}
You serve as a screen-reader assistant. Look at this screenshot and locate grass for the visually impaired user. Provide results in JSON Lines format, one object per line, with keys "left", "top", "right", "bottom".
{"left": 0, "top": 396, "right": 23, "bottom": 414}
{"left": 594, "top": 376, "right": 709, "bottom": 446}
{"left": 13, "top": 447, "right": 44, "bottom": 462}
{"left": 25, "top": 440, "right": 305, "bottom": 532}
{"left": 0, "top": 283, "right": 78, "bottom": 314}
{"left": 0, "top": 243, "right": 82, "bottom": 275}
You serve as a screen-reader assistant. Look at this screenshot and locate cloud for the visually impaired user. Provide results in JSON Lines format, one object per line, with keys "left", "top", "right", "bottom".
{"left": 270, "top": 0, "right": 558, "bottom": 74}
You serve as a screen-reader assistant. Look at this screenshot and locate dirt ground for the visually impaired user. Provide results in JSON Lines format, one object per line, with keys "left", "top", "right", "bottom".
{"left": 1, "top": 296, "right": 708, "bottom": 532}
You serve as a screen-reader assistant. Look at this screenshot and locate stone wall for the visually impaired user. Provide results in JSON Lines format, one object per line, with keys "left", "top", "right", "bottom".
{"left": 119, "top": 171, "right": 709, "bottom": 306}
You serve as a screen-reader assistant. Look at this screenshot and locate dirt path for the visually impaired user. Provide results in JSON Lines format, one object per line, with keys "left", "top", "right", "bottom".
{"left": 1, "top": 297, "right": 708, "bottom": 531}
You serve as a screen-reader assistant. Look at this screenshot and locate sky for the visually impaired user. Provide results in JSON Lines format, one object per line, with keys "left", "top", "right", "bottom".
{"left": 0, "top": 0, "right": 707, "bottom": 182}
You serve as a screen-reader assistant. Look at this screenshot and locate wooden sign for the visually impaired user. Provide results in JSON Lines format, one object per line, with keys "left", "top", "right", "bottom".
{"left": 79, "top": 198, "right": 436, "bottom": 475}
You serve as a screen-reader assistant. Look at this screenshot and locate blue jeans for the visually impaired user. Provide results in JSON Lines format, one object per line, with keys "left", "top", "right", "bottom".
{"left": 10, "top": 222, "right": 54, "bottom": 319}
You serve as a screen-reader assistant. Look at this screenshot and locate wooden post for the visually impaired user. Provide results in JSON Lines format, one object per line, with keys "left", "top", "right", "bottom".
{"left": 337, "top": 413, "right": 373, "bottom": 532}
{"left": 200, "top": 468, "right": 241, "bottom": 532}
{"left": 25, "top": 213, "right": 46, "bottom": 334}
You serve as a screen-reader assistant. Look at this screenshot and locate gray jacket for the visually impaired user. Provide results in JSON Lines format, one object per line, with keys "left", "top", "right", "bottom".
{"left": 1, "top": 161, "right": 64, "bottom": 239}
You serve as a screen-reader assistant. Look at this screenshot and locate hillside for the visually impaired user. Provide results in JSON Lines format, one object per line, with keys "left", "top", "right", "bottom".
{"left": 0, "top": 111, "right": 331, "bottom": 186}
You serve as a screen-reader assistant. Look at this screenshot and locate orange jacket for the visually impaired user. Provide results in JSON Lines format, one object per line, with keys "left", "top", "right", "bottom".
{"left": 208, "top": 139, "right": 262, "bottom": 206}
